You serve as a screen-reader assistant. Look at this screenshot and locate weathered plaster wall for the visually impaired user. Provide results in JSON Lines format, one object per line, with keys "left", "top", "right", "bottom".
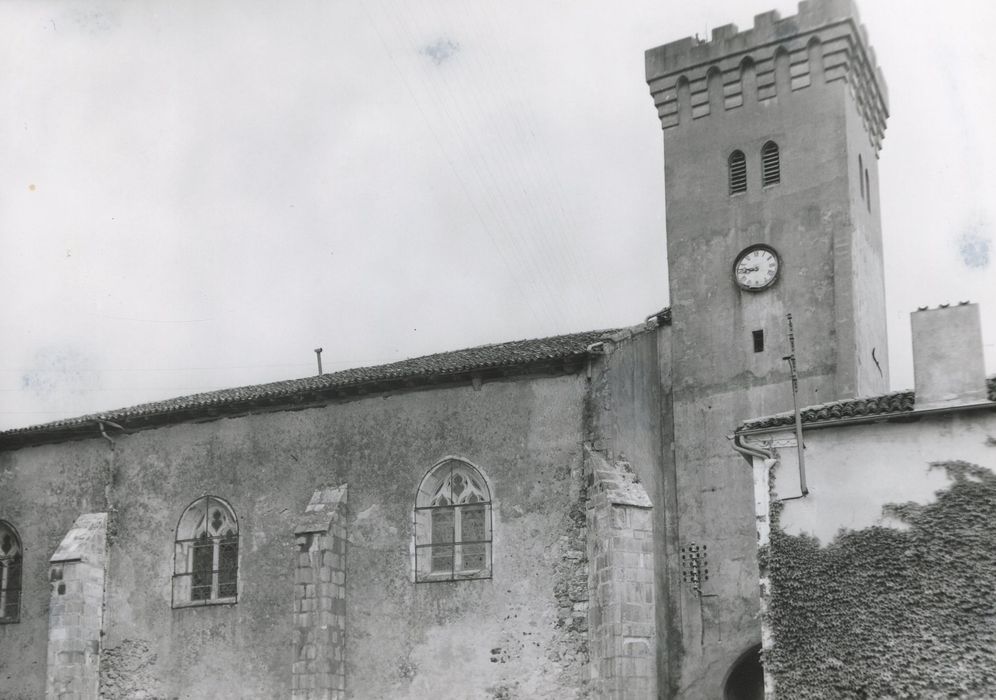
{"left": 756, "top": 409, "right": 996, "bottom": 698}
{"left": 0, "top": 440, "right": 108, "bottom": 699}
{"left": 767, "top": 410, "right": 996, "bottom": 542}
{"left": 1, "top": 373, "right": 591, "bottom": 699}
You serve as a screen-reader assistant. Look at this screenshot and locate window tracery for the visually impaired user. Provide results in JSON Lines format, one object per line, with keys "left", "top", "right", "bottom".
{"left": 414, "top": 459, "right": 492, "bottom": 582}
{"left": 173, "top": 496, "right": 238, "bottom": 607}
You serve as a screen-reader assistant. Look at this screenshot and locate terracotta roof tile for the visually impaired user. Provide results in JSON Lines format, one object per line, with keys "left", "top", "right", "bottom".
{"left": 739, "top": 376, "right": 996, "bottom": 432}
{"left": 0, "top": 328, "right": 617, "bottom": 446}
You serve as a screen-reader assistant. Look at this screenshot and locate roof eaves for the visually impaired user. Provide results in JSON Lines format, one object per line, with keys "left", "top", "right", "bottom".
{"left": 738, "top": 376, "right": 996, "bottom": 433}
{"left": 0, "top": 328, "right": 617, "bottom": 449}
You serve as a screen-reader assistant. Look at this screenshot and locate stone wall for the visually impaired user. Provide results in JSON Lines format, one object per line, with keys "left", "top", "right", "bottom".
{"left": 293, "top": 486, "right": 348, "bottom": 699}
{"left": 586, "top": 448, "right": 657, "bottom": 698}
{"left": 46, "top": 513, "right": 108, "bottom": 700}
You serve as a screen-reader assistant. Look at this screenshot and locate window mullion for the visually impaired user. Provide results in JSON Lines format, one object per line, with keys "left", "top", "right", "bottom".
{"left": 212, "top": 538, "right": 220, "bottom": 600}
{"left": 454, "top": 504, "right": 463, "bottom": 572}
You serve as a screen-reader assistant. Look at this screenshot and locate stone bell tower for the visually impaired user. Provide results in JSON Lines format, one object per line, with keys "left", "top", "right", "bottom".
{"left": 645, "top": 0, "right": 889, "bottom": 696}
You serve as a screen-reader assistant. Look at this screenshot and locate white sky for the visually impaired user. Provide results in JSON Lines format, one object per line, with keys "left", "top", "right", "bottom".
{"left": 1, "top": 0, "right": 994, "bottom": 430}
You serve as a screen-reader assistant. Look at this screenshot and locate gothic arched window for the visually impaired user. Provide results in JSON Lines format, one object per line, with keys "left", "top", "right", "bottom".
{"left": 173, "top": 496, "right": 238, "bottom": 607}
{"left": 0, "top": 521, "right": 22, "bottom": 623}
{"left": 414, "top": 459, "right": 492, "bottom": 582}
{"left": 729, "top": 150, "right": 747, "bottom": 195}
{"left": 761, "top": 141, "right": 781, "bottom": 187}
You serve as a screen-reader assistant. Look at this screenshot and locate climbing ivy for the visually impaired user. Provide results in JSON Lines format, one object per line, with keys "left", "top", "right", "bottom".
{"left": 765, "top": 459, "right": 996, "bottom": 699}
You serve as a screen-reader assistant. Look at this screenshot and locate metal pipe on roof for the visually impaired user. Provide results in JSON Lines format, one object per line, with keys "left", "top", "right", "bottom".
{"left": 97, "top": 419, "right": 124, "bottom": 447}
{"left": 585, "top": 341, "right": 605, "bottom": 380}
{"left": 782, "top": 314, "right": 809, "bottom": 497}
{"left": 729, "top": 433, "right": 772, "bottom": 463}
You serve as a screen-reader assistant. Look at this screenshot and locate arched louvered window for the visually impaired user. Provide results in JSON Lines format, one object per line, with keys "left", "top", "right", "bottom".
{"left": 414, "top": 458, "right": 492, "bottom": 582}
{"left": 729, "top": 150, "right": 747, "bottom": 195}
{"left": 0, "top": 521, "right": 22, "bottom": 623}
{"left": 173, "top": 496, "right": 239, "bottom": 607}
{"left": 761, "top": 141, "right": 781, "bottom": 187}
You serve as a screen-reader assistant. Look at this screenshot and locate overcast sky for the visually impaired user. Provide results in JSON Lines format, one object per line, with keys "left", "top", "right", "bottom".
{"left": 1, "top": 0, "right": 994, "bottom": 430}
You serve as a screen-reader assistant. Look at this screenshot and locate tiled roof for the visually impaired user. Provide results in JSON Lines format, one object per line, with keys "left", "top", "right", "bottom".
{"left": 739, "top": 376, "right": 996, "bottom": 432}
{"left": 0, "top": 329, "right": 618, "bottom": 447}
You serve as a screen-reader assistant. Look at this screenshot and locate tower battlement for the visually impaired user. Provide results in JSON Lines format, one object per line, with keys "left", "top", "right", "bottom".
{"left": 646, "top": 0, "right": 888, "bottom": 151}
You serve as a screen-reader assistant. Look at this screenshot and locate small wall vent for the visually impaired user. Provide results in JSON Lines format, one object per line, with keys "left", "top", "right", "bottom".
{"left": 680, "top": 542, "right": 709, "bottom": 591}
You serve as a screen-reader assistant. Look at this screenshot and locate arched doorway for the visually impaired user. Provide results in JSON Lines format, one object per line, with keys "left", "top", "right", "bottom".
{"left": 724, "top": 643, "right": 764, "bottom": 700}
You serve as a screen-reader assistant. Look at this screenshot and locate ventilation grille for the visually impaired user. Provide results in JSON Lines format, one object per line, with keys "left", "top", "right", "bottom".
{"left": 680, "top": 542, "right": 709, "bottom": 591}
{"left": 729, "top": 151, "right": 747, "bottom": 195}
{"left": 761, "top": 142, "right": 780, "bottom": 187}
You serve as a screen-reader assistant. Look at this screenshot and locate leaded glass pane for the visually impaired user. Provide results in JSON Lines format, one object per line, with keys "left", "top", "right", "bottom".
{"left": 462, "top": 506, "right": 485, "bottom": 541}
{"left": 453, "top": 543, "right": 491, "bottom": 580}
{"left": 431, "top": 509, "right": 455, "bottom": 573}
{"left": 218, "top": 534, "right": 238, "bottom": 598}
{"left": 191, "top": 533, "right": 213, "bottom": 601}
{"left": 3, "top": 589, "right": 20, "bottom": 620}
{"left": 461, "top": 506, "right": 486, "bottom": 570}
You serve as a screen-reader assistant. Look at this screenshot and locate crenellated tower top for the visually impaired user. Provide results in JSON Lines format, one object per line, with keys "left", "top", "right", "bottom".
{"left": 646, "top": 0, "right": 888, "bottom": 152}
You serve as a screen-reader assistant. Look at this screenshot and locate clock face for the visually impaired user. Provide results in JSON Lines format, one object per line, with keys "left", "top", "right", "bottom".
{"left": 734, "top": 245, "right": 780, "bottom": 290}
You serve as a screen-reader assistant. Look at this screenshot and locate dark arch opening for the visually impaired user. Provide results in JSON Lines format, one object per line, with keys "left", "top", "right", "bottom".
{"left": 739, "top": 56, "right": 757, "bottom": 104}
{"left": 724, "top": 643, "right": 764, "bottom": 700}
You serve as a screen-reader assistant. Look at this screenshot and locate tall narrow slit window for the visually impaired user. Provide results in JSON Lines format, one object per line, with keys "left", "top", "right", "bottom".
{"left": 729, "top": 150, "right": 747, "bottom": 195}
{"left": 761, "top": 141, "right": 781, "bottom": 187}
{"left": 865, "top": 168, "right": 871, "bottom": 212}
{"left": 859, "top": 154, "right": 865, "bottom": 200}
{"left": 0, "top": 521, "right": 22, "bottom": 623}
{"left": 415, "top": 459, "right": 492, "bottom": 582}
{"left": 173, "top": 496, "right": 239, "bottom": 607}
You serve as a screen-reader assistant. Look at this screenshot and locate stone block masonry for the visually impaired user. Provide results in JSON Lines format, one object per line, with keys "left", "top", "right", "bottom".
{"left": 585, "top": 447, "right": 657, "bottom": 699}
{"left": 46, "top": 513, "right": 108, "bottom": 700}
{"left": 292, "top": 486, "right": 348, "bottom": 699}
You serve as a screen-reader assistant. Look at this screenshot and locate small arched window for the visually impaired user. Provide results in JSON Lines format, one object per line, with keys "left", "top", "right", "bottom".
{"left": 761, "top": 141, "right": 780, "bottom": 187}
{"left": 414, "top": 459, "right": 492, "bottom": 582}
{"left": 729, "top": 150, "right": 747, "bottom": 195}
{"left": 173, "top": 496, "right": 238, "bottom": 607}
{"left": 0, "top": 521, "right": 22, "bottom": 623}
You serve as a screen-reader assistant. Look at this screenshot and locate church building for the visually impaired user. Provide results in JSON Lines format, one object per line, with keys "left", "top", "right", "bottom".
{"left": 3, "top": 1, "right": 990, "bottom": 698}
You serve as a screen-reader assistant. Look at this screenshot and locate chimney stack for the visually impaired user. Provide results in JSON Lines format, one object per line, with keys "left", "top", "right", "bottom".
{"left": 911, "top": 303, "right": 989, "bottom": 410}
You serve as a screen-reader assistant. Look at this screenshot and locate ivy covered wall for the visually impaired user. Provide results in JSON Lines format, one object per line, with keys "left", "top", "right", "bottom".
{"left": 765, "top": 458, "right": 996, "bottom": 698}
